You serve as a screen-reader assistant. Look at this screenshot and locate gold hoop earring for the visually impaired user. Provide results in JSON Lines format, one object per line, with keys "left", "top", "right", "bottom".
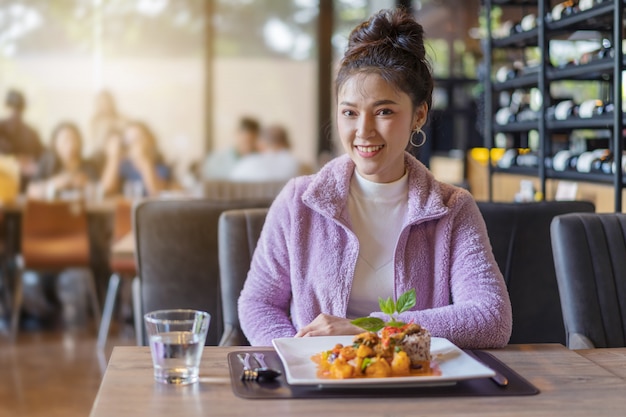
{"left": 410, "top": 128, "right": 426, "bottom": 148}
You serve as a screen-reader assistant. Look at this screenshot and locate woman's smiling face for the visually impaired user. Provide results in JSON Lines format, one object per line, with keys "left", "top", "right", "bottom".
{"left": 337, "top": 72, "right": 427, "bottom": 184}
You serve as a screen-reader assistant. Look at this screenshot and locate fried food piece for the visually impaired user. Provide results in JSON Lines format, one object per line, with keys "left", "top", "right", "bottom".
{"left": 330, "top": 357, "right": 354, "bottom": 379}
{"left": 356, "top": 343, "right": 375, "bottom": 358}
{"left": 340, "top": 345, "right": 357, "bottom": 361}
{"left": 374, "top": 343, "right": 394, "bottom": 362}
{"left": 354, "top": 331, "right": 379, "bottom": 347}
{"left": 364, "top": 357, "right": 391, "bottom": 378}
{"left": 391, "top": 351, "right": 411, "bottom": 376}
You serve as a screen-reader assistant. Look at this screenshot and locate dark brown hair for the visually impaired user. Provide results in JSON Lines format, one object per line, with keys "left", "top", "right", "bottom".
{"left": 336, "top": 8, "right": 433, "bottom": 111}
{"left": 125, "top": 120, "right": 164, "bottom": 163}
{"left": 50, "top": 121, "right": 83, "bottom": 155}
{"left": 239, "top": 116, "right": 260, "bottom": 134}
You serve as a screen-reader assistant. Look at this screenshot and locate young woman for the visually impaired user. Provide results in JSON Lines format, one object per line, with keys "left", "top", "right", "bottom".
{"left": 238, "top": 8, "right": 512, "bottom": 349}
{"left": 27, "top": 122, "right": 97, "bottom": 199}
{"left": 99, "top": 120, "right": 171, "bottom": 197}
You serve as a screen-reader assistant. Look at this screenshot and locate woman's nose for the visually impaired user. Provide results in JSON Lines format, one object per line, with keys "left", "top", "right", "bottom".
{"left": 356, "top": 115, "right": 374, "bottom": 139}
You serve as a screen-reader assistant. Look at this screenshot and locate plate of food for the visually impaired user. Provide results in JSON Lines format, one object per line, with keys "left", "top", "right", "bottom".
{"left": 272, "top": 290, "right": 496, "bottom": 388}
{"left": 272, "top": 334, "right": 495, "bottom": 388}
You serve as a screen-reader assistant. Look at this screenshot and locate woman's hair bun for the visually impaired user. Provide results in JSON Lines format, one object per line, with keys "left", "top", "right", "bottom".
{"left": 337, "top": 8, "right": 433, "bottom": 110}
{"left": 346, "top": 8, "right": 426, "bottom": 62}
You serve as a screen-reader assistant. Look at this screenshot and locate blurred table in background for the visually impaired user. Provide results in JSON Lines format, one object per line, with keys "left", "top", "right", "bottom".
{"left": 0, "top": 196, "right": 120, "bottom": 304}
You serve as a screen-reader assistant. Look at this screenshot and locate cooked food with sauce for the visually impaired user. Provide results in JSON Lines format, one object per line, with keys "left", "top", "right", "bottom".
{"left": 311, "top": 323, "right": 438, "bottom": 379}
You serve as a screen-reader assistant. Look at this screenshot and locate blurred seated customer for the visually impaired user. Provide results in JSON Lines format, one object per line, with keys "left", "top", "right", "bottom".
{"left": 202, "top": 116, "right": 259, "bottom": 179}
{"left": 229, "top": 124, "right": 301, "bottom": 182}
{"left": 100, "top": 120, "right": 172, "bottom": 197}
{"left": 27, "top": 122, "right": 97, "bottom": 200}
{"left": 0, "top": 89, "right": 44, "bottom": 189}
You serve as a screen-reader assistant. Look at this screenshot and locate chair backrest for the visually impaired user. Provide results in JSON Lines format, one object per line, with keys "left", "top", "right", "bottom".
{"left": 21, "top": 199, "right": 91, "bottom": 270}
{"left": 202, "top": 180, "right": 286, "bottom": 201}
{"left": 217, "top": 208, "right": 268, "bottom": 346}
{"left": 112, "top": 198, "right": 133, "bottom": 243}
{"left": 551, "top": 212, "right": 626, "bottom": 348}
{"left": 133, "top": 198, "right": 272, "bottom": 346}
{"left": 476, "top": 200, "right": 595, "bottom": 344}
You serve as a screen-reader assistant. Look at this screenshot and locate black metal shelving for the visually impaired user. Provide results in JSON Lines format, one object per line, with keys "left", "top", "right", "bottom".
{"left": 547, "top": 168, "right": 626, "bottom": 184}
{"left": 545, "top": 1, "right": 620, "bottom": 32}
{"left": 493, "top": 166, "right": 541, "bottom": 176}
{"left": 484, "top": 0, "right": 625, "bottom": 211}
{"left": 492, "top": 28, "right": 539, "bottom": 48}
{"left": 546, "top": 114, "right": 622, "bottom": 131}
{"left": 494, "top": 72, "right": 540, "bottom": 90}
{"left": 546, "top": 58, "right": 621, "bottom": 81}
{"left": 493, "top": 120, "right": 540, "bottom": 133}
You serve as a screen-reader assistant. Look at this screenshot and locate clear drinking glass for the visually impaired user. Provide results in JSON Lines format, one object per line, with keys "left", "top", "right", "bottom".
{"left": 144, "top": 309, "right": 211, "bottom": 385}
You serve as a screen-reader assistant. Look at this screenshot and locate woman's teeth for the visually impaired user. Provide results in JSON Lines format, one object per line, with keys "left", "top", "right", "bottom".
{"left": 356, "top": 145, "right": 384, "bottom": 152}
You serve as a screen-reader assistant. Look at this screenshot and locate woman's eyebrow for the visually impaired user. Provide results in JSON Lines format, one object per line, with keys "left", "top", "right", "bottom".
{"left": 339, "top": 99, "right": 399, "bottom": 107}
{"left": 373, "top": 99, "right": 398, "bottom": 106}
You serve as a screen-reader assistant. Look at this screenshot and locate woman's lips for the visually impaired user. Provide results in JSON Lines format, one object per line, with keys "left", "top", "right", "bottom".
{"left": 355, "top": 144, "right": 384, "bottom": 157}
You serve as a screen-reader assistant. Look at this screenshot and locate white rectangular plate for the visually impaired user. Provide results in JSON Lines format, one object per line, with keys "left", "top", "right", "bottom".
{"left": 272, "top": 335, "right": 495, "bottom": 388}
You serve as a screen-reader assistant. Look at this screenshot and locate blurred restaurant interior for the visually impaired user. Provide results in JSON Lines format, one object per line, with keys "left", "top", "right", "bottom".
{"left": 1, "top": 0, "right": 626, "bottom": 416}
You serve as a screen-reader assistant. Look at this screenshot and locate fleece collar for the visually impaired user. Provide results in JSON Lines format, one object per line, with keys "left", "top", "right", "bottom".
{"left": 301, "top": 152, "right": 449, "bottom": 226}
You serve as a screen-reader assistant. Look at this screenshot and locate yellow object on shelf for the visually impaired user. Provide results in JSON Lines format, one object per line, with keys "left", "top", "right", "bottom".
{"left": 469, "top": 147, "right": 507, "bottom": 166}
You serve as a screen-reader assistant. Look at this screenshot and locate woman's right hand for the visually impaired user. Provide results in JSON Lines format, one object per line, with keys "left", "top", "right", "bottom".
{"left": 48, "top": 172, "right": 72, "bottom": 190}
{"left": 295, "top": 314, "right": 363, "bottom": 338}
{"left": 49, "top": 171, "right": 87, "bottom": 191}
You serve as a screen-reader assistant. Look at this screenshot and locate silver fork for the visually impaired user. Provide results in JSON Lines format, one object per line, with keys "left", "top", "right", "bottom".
{"left": 237, "top": 352, "right": 282, "bottom": 381}
{"left": 237, "top": 353, "right": 257, "bottom": 381}
{"left": 252, "top": 353, "right": 269, "bottom": 370}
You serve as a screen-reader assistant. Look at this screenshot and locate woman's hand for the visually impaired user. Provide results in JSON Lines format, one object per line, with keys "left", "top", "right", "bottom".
{"left": 49, "top": 171, "right": 88, "bottom": 191}
{"left": 48, "top": 172, "right": 73, "bottom": 190}
{"left": 295, "top": 314, "right": 363, "bottom": 338}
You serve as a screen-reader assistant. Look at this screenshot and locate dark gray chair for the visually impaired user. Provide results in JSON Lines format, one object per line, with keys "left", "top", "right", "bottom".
{"left": 133, "top": 198, "right": 272, "bottom": 346}
{"left": 217, "top": 208, "right": 268, "bottom": 346}
{"left": 551, "top": 212, "right": 626, "bottom": 349}
{"left": 213, "top": 200, "right": 596, "bottom": 346}
{"left": 476, "top": 200, "right": 595, "bottom": 344}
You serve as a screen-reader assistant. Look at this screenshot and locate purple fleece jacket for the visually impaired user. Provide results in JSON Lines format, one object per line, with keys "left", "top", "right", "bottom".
{"left": 238, "top": 153, "right": 512, "bottom": 348}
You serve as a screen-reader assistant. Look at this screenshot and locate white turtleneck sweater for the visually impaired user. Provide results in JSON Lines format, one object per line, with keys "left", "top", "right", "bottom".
{"left": 345, "top": 170, "right": 409, "bottom": 319}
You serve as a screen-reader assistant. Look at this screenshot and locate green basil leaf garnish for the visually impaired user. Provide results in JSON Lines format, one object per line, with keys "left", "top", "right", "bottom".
{"left": 350, "top": 317, "right": 385, "bottom": 333}
{"left": 396, "top": 289, "right": 416, "bottom": 314}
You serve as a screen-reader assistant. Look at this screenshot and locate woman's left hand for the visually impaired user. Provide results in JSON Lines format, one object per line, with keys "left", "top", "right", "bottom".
{"left": 295, "top": 314, "right": 362, "bottom": 338}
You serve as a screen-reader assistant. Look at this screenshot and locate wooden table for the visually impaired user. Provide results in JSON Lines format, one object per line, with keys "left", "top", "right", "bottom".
{"left": 577, "top": 348, "right": 626, "bottom": 380}
{"left": 90, "top": 345, "right": 626, "bottom": 417}
{"left": 0, "top": 196, "right": 123, "bottom": 302}
{"left": 0, "top": 195, "right": 119, "bottom": 214}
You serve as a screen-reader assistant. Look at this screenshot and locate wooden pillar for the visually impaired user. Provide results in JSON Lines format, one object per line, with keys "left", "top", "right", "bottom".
{"left": 317, "top": 0, "right": 334, "bottom": 156}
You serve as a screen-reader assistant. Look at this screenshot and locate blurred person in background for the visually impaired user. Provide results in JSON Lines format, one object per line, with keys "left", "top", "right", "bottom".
{"left": 27, "top": 122, "right": 98, "bottom": 200}
{"left": 0, "top": 89, "right": 44, "bottom": 190}
{"left": 230, "top": 124, "right": 302, "bottom": 182}
{"left": 202, "top": 116, "right": 259, "bottom": 179}
{"left": 100, "top": 120, "right": 172, "bottom": 197}
{"left": 23, "top": 122, "right": 98, "bottom": 328}
{"left": 89, "top": 89, "right": 127, "bottom": 171}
